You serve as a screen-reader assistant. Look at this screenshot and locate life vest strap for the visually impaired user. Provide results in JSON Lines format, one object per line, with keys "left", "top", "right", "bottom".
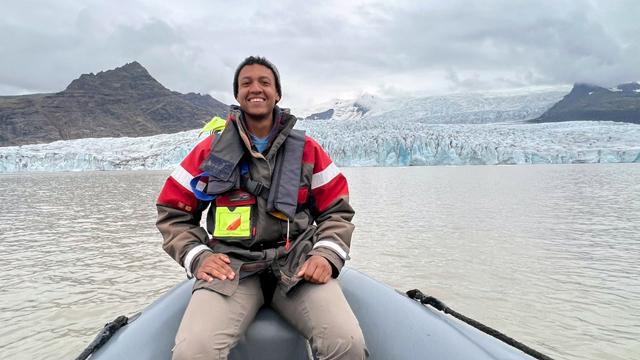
{"left": 238, "top": 161, "right": 269, "bottom": 200}
{"left": 242, "top": 176, "right": 270, "bottom": 200}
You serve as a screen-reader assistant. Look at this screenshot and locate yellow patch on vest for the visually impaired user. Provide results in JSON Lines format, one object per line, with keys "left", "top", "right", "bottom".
{"left": 214, "top": 206, "right": 251, "bottom": 238}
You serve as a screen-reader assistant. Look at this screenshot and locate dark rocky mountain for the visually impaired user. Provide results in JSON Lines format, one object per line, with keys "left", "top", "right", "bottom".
{"left": 0, "top": 62, "right": 228, "bottom": 146}
{"left": 304, "top": 109, "right": 334, "bottom": 120}
{"left": 531, "top": 82, "right": 640, "bottom": 124}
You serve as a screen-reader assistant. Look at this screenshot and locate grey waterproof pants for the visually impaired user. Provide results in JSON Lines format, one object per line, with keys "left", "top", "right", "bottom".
{"left": 172, "top": 276, "right": 368, "bottom": 360}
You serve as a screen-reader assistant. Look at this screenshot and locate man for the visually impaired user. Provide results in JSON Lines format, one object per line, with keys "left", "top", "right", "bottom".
{"left": 156, "top": 56, "right": 367, "bottom": 359}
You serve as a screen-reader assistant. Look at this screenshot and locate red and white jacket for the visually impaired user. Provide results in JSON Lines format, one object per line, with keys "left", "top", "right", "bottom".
{"left": 157, "top": 113, "right": 355, "bottom": 278}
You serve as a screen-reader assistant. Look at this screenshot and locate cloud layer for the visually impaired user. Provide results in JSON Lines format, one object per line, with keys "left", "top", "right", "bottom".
{"left": 2, "top": 0, "right": 639, "bottom": 111}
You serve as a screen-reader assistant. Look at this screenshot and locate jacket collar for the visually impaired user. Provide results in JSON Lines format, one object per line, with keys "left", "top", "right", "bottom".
{"left": 228, "top": 105, "right": 297, "bottom": 160}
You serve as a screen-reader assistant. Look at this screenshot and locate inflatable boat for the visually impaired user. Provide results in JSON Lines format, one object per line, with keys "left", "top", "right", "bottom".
{"left": 79, "top": 267, "right": 551, "bottom": 360}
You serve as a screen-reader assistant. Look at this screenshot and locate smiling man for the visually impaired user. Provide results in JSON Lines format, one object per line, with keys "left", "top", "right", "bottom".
{"left": 156, "top": 56, "right": 367, "bottom": 359}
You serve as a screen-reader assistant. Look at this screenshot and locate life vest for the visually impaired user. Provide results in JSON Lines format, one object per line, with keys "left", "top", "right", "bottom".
{"left": 196, "top": 112, "right": 306, "bottom": 248}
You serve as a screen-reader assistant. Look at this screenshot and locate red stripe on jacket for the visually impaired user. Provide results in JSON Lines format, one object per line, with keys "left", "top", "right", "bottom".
{"left": 303, "top": 136, "right": 349, "bottom": 212}
{"left": 157, "top": 135, "right": 214, "bottom": 212}
{"left": 158, "top": 134, "right": 348, "bottom": 215}
{"left": 312, "top": 174, "right": 349, "bottom": 212}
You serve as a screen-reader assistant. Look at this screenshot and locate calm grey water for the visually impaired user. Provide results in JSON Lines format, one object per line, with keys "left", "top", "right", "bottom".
{"left": 0, "top": 164, "right": 639, "bottom": 360}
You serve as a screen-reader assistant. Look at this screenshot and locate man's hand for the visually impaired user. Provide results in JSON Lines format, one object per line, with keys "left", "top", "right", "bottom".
{"left": 296, "top": 255, "right": 332, "bottom": 284}
{"left": 196, "top": 253, "right": 236, "bottom": 282}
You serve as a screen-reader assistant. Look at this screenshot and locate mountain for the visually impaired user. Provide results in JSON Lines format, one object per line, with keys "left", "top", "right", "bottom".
{"left": 0, "top": 62, "right": 228, "bottom": 146}
{"left": 303, "top": 94, "right": 380, "bottom": 121}
{"left": 300, "top": 89, "right": 568, "bottom": 124}
{"left": 531, "top": 82, "right": 640, "bottom": 124}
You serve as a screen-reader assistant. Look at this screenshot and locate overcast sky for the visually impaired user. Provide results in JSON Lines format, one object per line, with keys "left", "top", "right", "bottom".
{"left": 2, "top": 0, "right": 639, "bottom": 112}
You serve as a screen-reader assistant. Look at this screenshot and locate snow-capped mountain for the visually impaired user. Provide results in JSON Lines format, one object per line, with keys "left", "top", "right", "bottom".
{"left": 301, "top": 87, "right": 570, "bottom": 124}
{"left": 302, "top": 93, "right": 386, "bottom": 121}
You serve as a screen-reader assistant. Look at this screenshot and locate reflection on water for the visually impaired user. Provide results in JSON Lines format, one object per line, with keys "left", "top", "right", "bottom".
{"left": 0, "top": 164, "right": 638, "bottom": 360}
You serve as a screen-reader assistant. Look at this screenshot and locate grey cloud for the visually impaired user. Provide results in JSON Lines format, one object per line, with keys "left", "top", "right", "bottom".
{"left": 1, "top": 0, "right": 639, "bottom": 109}
{"left": 363, "top": 1, "right": 640, "bottom": 87}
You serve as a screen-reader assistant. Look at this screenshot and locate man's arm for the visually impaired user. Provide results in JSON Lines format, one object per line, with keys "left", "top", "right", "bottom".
{"left": 157, "top": 204, "right": 235, "bottom": 281}
{"left": 156, "top": 135, "right": 234, "bottom": 281}
{"left": 297, "top": 137, "right": 355, "bottom": 283}
{"left": 157, "top": 204, "right": 210, "bottom": 277}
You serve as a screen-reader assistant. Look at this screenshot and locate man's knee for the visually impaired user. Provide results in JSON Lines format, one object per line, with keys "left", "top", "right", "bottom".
{"left": 171, "top": 335, "right": 231, "bottom": 360}
{"left": 317, "top": 326, "right": 368, "bottom": 359}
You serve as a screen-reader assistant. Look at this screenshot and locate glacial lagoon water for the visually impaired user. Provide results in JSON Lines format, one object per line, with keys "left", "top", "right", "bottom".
{"left": 0, "top": 164, "right": 638, "bottom": 360}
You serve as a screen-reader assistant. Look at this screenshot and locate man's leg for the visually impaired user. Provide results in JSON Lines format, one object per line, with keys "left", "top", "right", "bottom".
{"left": 271, "top": 279, "right": 368, "bottom": 360}
{"left": 172, "top": 276, "right": 264, "bottom": 360}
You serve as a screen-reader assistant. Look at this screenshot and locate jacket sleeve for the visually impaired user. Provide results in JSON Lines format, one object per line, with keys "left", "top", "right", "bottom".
{"left": 304, "top": 137, "right": 355, "bottom": 276}
{"left": 156, "top": 135, "right": 215, "bottom": 278}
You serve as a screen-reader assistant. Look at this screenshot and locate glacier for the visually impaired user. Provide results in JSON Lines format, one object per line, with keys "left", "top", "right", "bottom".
{"left": 298, "top": 120, "right": 640, "bottom": 166}
{"left": 0, "top": 121, "right": 638, "bottom": 173}
{"left": 1, "top": 88, "right": 639, "bottom": 173}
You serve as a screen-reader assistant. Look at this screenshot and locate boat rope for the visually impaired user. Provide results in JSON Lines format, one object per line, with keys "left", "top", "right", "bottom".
{"left": 74, "top": 315, "right": 129, "bottom": 360}
{"left": 406, "top": 289, "right": 553, "bottom": 360}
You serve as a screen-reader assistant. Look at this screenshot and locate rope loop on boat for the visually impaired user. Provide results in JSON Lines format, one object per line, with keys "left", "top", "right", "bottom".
{"left": 74, "top": 315, "right": 129, "bottom": 360}
{"left": 406, "top": 289, "right": 554, "bottom": 360}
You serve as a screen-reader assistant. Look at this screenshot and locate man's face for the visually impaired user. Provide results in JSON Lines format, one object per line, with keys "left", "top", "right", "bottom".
{"left": 236, "top": 64, "right": 280, "bottom": 121}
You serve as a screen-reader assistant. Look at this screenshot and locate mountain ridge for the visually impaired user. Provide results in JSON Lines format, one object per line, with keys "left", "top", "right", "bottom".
{"left": 300, "top": 89, "right": 569, "bottom": 124}
{"left": 531, "top": 82, "right": 640, "bottom": 124}
{"left": 0, "top": 62, "right": 228, "bottom": 146}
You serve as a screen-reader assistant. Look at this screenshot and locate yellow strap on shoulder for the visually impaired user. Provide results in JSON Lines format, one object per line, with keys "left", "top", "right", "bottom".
{"left": 199, "top": 116, "right": 227, "bottom": 137}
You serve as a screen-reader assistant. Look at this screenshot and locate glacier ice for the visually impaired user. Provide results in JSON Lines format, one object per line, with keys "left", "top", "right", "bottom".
{"left": 0, "top": 120, "right": 638, "bottom": 173}
{"left": 298, "top": 120, "right": 640, "bottom": 166}
{"left": 0, "top": 131, "right": 200, "bottom": 173}
{"left": 1, "top": 88, "right": 638, "bottom": 173}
